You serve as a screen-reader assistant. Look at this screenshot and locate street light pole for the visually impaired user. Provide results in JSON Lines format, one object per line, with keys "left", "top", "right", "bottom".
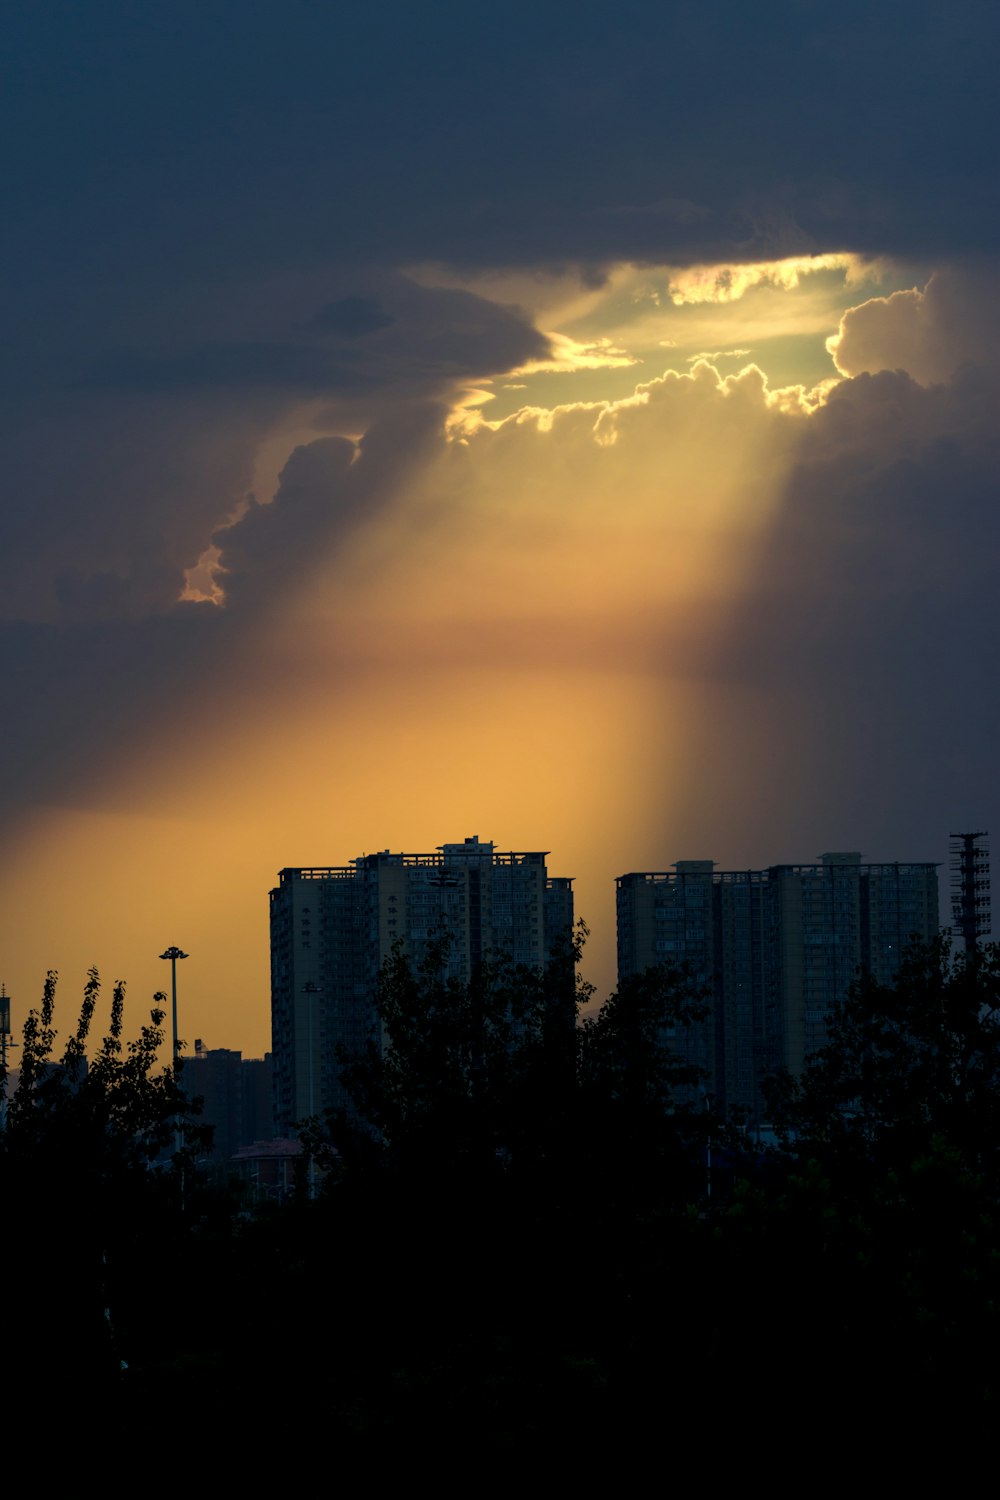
{"left": 158, "top": 946, "right": 189, "bottom": 1068}
{"left": 159, "top": 947, "right": 189, "bottom": 1167}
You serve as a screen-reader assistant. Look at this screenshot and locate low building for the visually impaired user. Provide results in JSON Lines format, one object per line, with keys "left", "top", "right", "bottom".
{"left": 183, "top": 1041, "right": 274, "bottom": 1159}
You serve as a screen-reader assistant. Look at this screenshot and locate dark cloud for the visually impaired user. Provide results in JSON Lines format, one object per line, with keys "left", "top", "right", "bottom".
{"left": 1, "top": 390, "right": 267, "bottom": 620}
{"left": 0, "top": 606, "right": 223, "bottom": 820}
{"left": 2, "top": 0, "right": 997, "bottom": 879}
{"left": 216, "top": 403, "right": 446, "bottom": 612}
{"left": 741, "top": 377, "right": 999, "bottom": 678}
{"left": 306, "top": 297, "right": 396, "bottom": 338}
{"left": 85, "top": 281, "right": 546, "bottom": 397}
{"left": 4, "top": 1, "right": 992, "bottom": 631}
{"left": 830, "top": 266, "right": 1000, "bottom": 384}
{"left": 5, "top": 0, "right": 997, "bottom": 305}
{"left": 91, "top": 341, "right": 367, "bottom": 393}
{"left": 0, "top": 275, "right": 545, "bottom": 628}
{"left": 676, "top": 357, "right": 1000, "bottom": 861}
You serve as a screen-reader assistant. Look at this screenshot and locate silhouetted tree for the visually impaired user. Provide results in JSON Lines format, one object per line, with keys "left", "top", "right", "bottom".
{"left": 275, "top": 935, "right": 727, "bottom": 1459}
{"left": 0, "top": 968, "right": 206, "bottom": 1391}
{"left": 706, "top": 938, "right": 1000, "bottom": 1444}
{"left": 319, "top": 925, "right": 590, "bottom": 1182}
{"left": 767, "top": 937, "right": 1000, "bottom": 1174}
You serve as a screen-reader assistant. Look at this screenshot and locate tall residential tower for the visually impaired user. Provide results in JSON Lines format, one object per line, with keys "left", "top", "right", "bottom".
{"left": 270, "top": 837, "right": 574, "bottom": 1133}
{"left": 617, "top": 852, "right": 939, "bottom": 1127}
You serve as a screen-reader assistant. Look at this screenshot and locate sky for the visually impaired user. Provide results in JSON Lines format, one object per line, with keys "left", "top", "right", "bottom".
{"left": 2, "top": 1, "right": 998, "bottom": 1058}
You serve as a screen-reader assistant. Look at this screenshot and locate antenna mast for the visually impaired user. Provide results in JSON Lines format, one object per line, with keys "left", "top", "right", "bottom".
{"left": 949, "top": 831, "right": 991, "bottom": 955}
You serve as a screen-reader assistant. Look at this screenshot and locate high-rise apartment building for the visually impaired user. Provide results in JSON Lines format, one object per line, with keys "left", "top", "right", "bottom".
{"left": 270, "top": 837, "right": 574, "bottom": 1134}
{"left": 617, "top": 853, "right": 939, "bottom": 1126}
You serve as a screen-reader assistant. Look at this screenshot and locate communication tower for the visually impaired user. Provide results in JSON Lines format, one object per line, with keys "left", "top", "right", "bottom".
{"left": 949, "top": 831, "right": 991, "bottom": 953}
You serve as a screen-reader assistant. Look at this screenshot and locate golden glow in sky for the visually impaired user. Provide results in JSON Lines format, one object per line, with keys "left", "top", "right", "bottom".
{"left": 0, "top": 253, "right": 954, "bottom": 1058}
{"left": 413, "top": 253, "right": 910, "bottom": 415}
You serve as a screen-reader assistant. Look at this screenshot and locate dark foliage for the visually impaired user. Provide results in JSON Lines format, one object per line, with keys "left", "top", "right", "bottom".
{"left": 0, "top": 968, "right": 206, "bottom": 1399}
{"left": 312, "top": 925, "right": 714, "bottom": 1204}
{"left": 13, "top": 939, "right": 1000, "bottom": 1469}
{"left": 270, "top": 932, "right": 725, "bottom": 1458}
{"left": 329, "top": 929, "right": 584, "bottom": 1170}
{"left": 711, "top": 939, "right": 1000, "bottom": 1447}
{"left": 766, "top": 937, "right": 1000, "bottom": 1173}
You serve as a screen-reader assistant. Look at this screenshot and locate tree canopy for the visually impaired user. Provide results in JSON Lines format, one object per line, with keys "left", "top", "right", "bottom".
{"left": 1, "top": 968, "right": 206, "bottom": 1395}
{"left": 8, "top": 938, "right": 1000, "bottom": 1462}
{"left": 764, "top": 937, "right": 1000, "bottom": 1170}
{"left": 312, "top": 925, "right": 713, "bottom": 1196}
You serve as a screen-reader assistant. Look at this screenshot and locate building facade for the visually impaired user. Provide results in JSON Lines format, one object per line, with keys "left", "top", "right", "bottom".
{"left": 184, "top": 1041, "right": 274, "bottom": 1160}
{"left": 270, "top": 836, "right": 574, "bottom": 1133}
{"left": 617, "top": 852, "right": 939, "bottom": 1126}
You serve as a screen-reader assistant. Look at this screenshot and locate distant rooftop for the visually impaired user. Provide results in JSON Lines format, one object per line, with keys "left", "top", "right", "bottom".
{"left": 277, "top": 837, "right": 555, "bottom": 884}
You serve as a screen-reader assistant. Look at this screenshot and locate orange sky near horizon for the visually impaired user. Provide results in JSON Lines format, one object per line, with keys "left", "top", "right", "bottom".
{"left": 0, "top": 256, "right": 981, "bottom": 1062}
